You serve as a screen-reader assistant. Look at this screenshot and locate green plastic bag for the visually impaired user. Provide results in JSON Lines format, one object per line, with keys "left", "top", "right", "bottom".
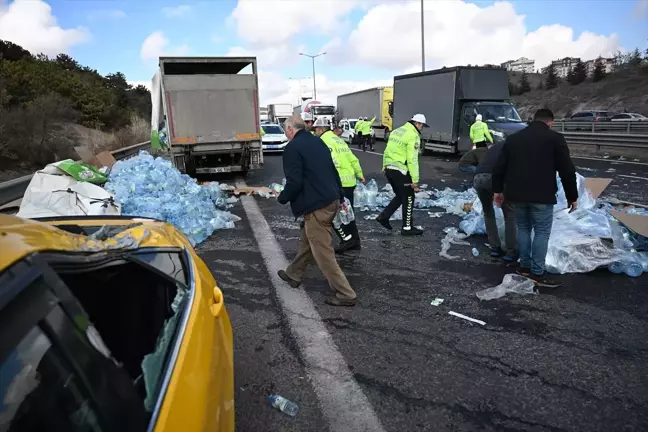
{"left": 56, "top": 160, "right": 108, "bottom": 184}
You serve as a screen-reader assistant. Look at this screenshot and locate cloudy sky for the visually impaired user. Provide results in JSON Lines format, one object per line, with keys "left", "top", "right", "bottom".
{"left": 1, "top": 0, "right": 647, "bottom": 105}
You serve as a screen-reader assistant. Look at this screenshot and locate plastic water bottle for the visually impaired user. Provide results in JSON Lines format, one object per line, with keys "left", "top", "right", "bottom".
{"left": 472, "top": 248, "right": 479, "bottom": 257}
{"left": 354, "top": 182, "right": 367, "bottom": 208}
{"left": 333, "top": 198, "right": 355, "bottom": 228}
{"left": 268, "top": 394, "right": 299, "bottom": 417}
{"left": 366, "top": 179, "right": 378, "bottom": 209}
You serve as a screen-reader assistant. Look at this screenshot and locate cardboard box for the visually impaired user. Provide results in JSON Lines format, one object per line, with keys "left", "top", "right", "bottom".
{"left": 74, "top": 147, "right": 117, "bottom": 169}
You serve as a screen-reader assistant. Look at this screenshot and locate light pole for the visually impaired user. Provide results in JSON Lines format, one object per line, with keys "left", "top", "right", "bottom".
{"left": 421, "top": 0, "right": 425, "bottom": 72}
{"left": 288, "top": 77, "right": 311, "bottom": 105}
{"left": 299, "top": 52, "right": 326, "bottom": 100}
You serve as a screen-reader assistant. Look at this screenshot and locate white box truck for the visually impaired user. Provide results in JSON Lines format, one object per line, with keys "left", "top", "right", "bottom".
{"left": 151, "top": 56, "right": 263, "bottom": 176}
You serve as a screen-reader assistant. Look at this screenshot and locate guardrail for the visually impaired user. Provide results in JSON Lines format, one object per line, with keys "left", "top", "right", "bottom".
{"left": 560, "top": 132, "right": 648, "bottom": 150}
{"left": 552, "top": 121, "right": 648, "bottom": 134}
{"left": 0, "top": 140, "right": 151, "bottom": 208}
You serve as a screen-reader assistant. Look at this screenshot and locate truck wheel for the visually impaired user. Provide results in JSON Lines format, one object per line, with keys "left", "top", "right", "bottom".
{"left": 384, "top": 130, "right": 390, "bottom": 141}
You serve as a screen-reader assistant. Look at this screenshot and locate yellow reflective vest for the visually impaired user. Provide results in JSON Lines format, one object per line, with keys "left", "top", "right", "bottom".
{"left": 382, "top": 122, "right": 421, "bottom": 184}
{"left": 469, "top": 120, "right": 493, "bottom": 144}
{"left": 320, "top": 130, "right": 364, "bottom": 187}
{"left": 360, "top": 117, "right": 375, "bottom": 135}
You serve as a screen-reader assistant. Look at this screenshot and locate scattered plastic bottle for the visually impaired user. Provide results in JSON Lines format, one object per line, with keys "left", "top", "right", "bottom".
{"left": 268, "top": 394, "right": 299, "bottom": 417}
{"left": 608, "top": 258, "right": 643, "bottom": 277}
{"left": 354, "top": 181, "right": 367, "bottom": 208}
{"left": 333, "top": 198, "right": 355, "bottom": 228}
{"left": 472, "top": 248, "right": 479, "bottom": 257}
{"left": 365, "top": 179, "right": 378, "bottom": 209}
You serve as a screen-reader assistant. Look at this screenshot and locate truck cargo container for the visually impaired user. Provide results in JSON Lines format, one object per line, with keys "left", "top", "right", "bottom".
{"left": 336, "top": 87, "right": 393, "bottom": 140}
{"left": 152, "top": 56, "right": 263, "bottom": 176}
{"left": 392, "top": 66, "right": 525, "bottom": 154}
{"left": 268, "top": 103, "right": 293, "bottom": 125}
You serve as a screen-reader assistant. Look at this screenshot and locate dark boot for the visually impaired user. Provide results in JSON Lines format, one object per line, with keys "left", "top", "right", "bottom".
{"left": 375, "top": 215, "right": 392, "bottom": 230}
{"left": 335, "top": 222, "right": 361, "bottom": 254}
{"left": 333, "top": 224, "right": 347, "bottom": 242}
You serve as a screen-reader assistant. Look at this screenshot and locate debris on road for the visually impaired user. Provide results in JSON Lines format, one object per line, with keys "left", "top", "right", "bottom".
{"left": 440, "top": 227, "right": 470, "bottom": 260}
{"left": 476, "top": 274, "right": 537, "bottom": 300}
{"left": 268, "top": 394, "right": 299, "bottom": 417}
{"left": 106, "top": 151, "right": 241, "bottom": 246}
{"left": 430, "top": 298, "right": 445, "bottom": 306}
{"left": 449, "top": 311, "right": 486, "bottom": 326}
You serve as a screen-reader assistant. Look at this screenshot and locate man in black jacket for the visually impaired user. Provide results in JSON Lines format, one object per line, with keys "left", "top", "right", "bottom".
{"left": 492, "top": 109, "right": 578, "bottom": 286}
{"left": 277, "top": 115, "right": 357, "bottom": 306}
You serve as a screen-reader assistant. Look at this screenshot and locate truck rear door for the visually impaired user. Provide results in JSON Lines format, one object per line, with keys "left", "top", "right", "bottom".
{"left": 161, "top": 58, "right": 260, "bottom": 145}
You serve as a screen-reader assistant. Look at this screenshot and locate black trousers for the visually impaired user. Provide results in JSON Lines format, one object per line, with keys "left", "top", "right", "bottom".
{"left": 334, "top": 186, "right": 361, "bottom": 243}
{"left": 379, "top": 170, "right": 415, "bottom": 228}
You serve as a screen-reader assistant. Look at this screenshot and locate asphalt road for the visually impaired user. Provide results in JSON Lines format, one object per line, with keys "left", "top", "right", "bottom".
{"left": 196, "top": 144, "right": 648, "bottom": 432}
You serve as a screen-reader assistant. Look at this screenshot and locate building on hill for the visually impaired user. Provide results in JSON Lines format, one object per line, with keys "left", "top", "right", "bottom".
{"left": 542, "top": 57, "right": 581, "bottom": 78}
{"left": 585, "top": 57, "right": 615, "bottom": 76}
{"left": 501, "top": 57, "right": 535, "bottom": 73}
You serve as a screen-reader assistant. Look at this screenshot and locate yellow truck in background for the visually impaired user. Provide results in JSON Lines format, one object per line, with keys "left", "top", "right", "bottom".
{"left": 336, "top": 87, "right": 393, "bottom": 140}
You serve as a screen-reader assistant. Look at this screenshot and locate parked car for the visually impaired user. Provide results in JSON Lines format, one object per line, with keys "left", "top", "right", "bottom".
{"left": 261, "top": 124, "right": 288, "bottom": 153}
{"left": 569, "top": 111, "right": 611, "bottom": 121}
{"left": 0, "top": 215, "right": 234, "bottom": 432}
{"left": 338, "top": 118, "right": 374, "bottom": 145}
{"left": 611, "top": 113, "right": 647, "bottom": 121}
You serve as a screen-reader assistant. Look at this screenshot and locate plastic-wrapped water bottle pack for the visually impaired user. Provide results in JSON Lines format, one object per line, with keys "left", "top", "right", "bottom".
{"left": 105, "top": 151, "right": 241, "bottom": 246}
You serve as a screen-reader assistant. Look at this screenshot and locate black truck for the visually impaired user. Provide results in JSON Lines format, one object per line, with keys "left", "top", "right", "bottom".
{"left": 391, "top": 66, "right": 527, "bottom": 154}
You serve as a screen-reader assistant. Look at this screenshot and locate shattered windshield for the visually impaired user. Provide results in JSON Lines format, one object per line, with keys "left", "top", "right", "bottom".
{"left": 312, "top": 106, "right": 335, "bottom": 115}
{"left": 477, "top": 104, "right": 522, "bottom": 123}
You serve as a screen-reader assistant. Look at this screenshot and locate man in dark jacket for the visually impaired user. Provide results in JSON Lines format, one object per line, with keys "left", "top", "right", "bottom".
{"left": 277, "top": 115, "right": 357, "bottom": 306}
{"left": 473, "top": 141, "right": 517, "bottom": 260}
{"left": 492, "top": 108, "right": 578, "bottom": 286}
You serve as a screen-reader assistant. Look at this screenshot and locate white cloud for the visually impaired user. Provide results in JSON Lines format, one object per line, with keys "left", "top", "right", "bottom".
{"left": 0, "top": 0, "right": 89, "bottom": 56}
{"left": 325, "top": 0, "right": 620, "bottom": 71}
{"left": 226, "top": 44, "right": 305, "bottom": 69}
{"left": 140, "top": 31, "right": 190, "bottom": 63}
{"left": 258, "top": 70, "right": 390, "bottom": 106}
{"left": 228, "top": 0, "right": 365, "bottom": 48}
{"left": 162, "top": 5, "right": 192, "bottom": 18}
{"left": 128, "top": 80, "right": 152, "bottom": 91}
{"left": 87, "top": 9, "right": 126, "bottom": 21}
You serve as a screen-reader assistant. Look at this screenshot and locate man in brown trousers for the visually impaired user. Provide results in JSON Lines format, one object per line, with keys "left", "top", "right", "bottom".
{"left": 277, "top": 115, "right": 357, "bottom": 307}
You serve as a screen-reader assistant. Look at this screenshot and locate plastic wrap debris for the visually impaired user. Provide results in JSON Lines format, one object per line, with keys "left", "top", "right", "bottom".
{"left": 18, "top": 161, "right": 120, "bottom": 219}
{"left": 105, "top": 152, "right": 240, "bottom": 246}
{"left": 440, "top": 227, "right": 470, "bottom": 260}
{"left": 443, "top": 172, "right": 647, "bottom": 276}
{"left": 476, "top": 274, "right": 537, "bottom": 301}
{"left": 79, "top": 229, "right": 151, "bottom": 252}
{"left": 430, "top": 298, "right": 444, "bottom": 306}
{"left": 428, "top": 212, "right": 444, "bottom": 218}
{"left": 449, "top": 311, "right": 486, "bottom": 326}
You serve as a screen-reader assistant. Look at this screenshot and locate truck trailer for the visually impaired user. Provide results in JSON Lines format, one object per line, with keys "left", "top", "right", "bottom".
{"left": 151, "top": 56, "right": 263, "bottom": 176}
{"left": 336, "top": 87, "right": 393, "bottom": 140}
{"left": 392, "top": 66, "right": 526, "bottom": 154}
{"left": 268, "top": 103, "right": 293, "bottom": 125}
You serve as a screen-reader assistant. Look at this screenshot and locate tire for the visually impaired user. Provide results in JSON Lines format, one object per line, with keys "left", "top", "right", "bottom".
{"left": 384, "top": 130, "right": 390, "bottom": 142}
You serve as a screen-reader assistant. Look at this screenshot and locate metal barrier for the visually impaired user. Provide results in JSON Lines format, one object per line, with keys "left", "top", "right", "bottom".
{"left": 553, "top": 121, "right": 648, "bottom": 134}
{"left": 561, "top": 132, "right": 648, "bottom": 150}
{"left": 0, "top": 141, "right": 151, "bottom": 207}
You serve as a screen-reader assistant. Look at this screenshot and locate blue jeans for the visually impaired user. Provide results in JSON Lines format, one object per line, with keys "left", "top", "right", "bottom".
{"left": 458, "top": 166, "right": 477, "bottom": 173}
{"left": 513, "top": 202, "right": 553, "bottom": 275}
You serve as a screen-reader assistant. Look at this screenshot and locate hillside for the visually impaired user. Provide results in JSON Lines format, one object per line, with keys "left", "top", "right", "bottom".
{"left": 0, "top": 40, "right": 151, "bottom": 179}
{"left": 511, "top": 69, "right": 648, "bottom": 119}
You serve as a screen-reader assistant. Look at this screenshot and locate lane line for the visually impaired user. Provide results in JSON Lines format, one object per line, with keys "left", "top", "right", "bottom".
{"left": 236, "top": 179, "right": 386, "bottom": 432}
{"left": 618, "top": 174, "right": 648, "bottom": 181}
{"left": 571, "top": 155, "right": 648, "bottom": 166}
{"left": 351, "top": 147, "right": 384, "bottom": 156}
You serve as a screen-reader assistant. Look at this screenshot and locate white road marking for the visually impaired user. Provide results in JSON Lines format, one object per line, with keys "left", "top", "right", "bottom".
{"left": 351, "top": 147, "right": 384, "bottom": 156}
{"left": 236, "top": 179, "right": 386, "bottom": 432}
{"left": 618, "top": 174, "right": 648, "bottom": 181}
{"left": 571, "top": 155, "right": 648, "bottom": 166}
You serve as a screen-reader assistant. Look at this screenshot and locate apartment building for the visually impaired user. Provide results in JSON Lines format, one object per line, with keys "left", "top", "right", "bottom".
{"left": 585, "top": 57, "right": 615, "bottom": 76}
{"left": 500, "top": 57, "right": 536, "bottom": 73}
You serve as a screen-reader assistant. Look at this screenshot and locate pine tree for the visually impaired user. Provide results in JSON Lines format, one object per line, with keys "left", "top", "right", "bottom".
{"left": 592, "top": 57, "right": 606, "bottom": 82}
{"left": 536, "top": 80, "right": 544, "bottom": 90}
{"left": 519, "top": 70, "right": 531, "bottom": 93}
{"left": 545, "top": 63, "right": 559, "bottom": 89}
{"left": 508, "top": 78, "right": 519, "bottom": 96}
{"left": 629, "top": 48, "right": 643, "bottom": 68}
{"left": 570, "top": 59, "right": 587, "bottom": 85}
{"left": 566, "top": 68, "right": 575, "bottom": 85}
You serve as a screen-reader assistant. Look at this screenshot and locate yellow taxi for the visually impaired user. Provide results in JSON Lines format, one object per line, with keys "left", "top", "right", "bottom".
{"left": 0, "top": 214, "right": 234, "bottom": 431}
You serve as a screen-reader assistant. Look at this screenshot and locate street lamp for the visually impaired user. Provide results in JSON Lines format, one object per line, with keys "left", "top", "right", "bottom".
{"left": 288, "top": 77, "right": 311, "bottom": 105}
{"left": 421, "top": 0, "right": 425, "bottom": 72}
{"left": 299, "top": 52, "right": 326, "bottom": 100}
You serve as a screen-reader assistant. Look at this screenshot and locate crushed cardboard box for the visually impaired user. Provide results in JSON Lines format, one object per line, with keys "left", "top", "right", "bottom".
{"left": 584, "top": 177, "right": 648, "bottom": 239}
{"left": 75, "top": 146, "right": 117, "bottom": 169}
